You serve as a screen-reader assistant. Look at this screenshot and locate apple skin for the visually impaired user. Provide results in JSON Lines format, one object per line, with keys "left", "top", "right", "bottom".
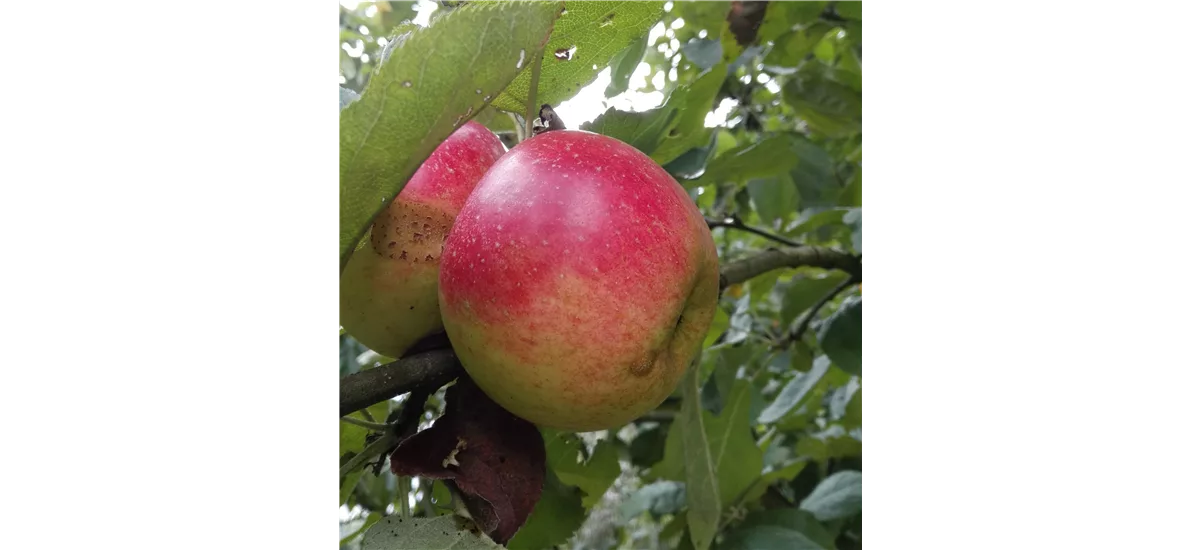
{"left": 341, "top": 120, "right": 506, "bottom": 358}
{"left": 438, "top": 130, "right": 720, "bottom": 431}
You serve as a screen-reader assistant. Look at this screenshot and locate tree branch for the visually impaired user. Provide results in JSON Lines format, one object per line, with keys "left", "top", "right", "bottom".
{"left": 777, "top": 276, "right": 857, "bottom": 348}
{"left": 707, "top": 216, "right": 801, "bottom": 248}
{"left": 340, "top": 387, "right": 435, "bottom": 479}
{"left": 719, "top": 246, "right": 861, "bottom": 291}
{"left": 339, "top": 349, "right": 460, "bottom": 417}
{"left": 340, "top": 416, "right": 391, "bottom": 432}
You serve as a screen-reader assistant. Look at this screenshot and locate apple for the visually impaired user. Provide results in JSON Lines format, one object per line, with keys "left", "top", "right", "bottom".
{"left": 341, "top": 120, "right": 506, "bottom": 358}
{"left": 438, "top": 130, "right": 720, "bottom": 431}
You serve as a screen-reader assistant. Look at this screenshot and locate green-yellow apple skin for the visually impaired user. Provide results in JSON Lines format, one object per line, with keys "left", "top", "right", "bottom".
{"left": 341, "top": 121, "right": 505, "bottom": 358}
{"left": 438, "top": 130, "right": 720, "bottom": 431}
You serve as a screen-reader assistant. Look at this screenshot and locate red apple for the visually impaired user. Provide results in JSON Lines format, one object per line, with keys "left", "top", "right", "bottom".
{"left": 341, "top": 121, "right": 506, "bottom": 358}
{"left": 438, "top": 130, "right": 720, "bottom": 431}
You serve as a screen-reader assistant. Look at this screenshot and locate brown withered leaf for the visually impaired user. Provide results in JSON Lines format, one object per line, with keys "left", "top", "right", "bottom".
{"left": 390, "top": 377, "right": 546, "bottom": 544}
{"left": 726, "top": 1, "right": 769, "bottom": 46}
{"left": 532, "top": 103, "right": 567, "bottom": 136}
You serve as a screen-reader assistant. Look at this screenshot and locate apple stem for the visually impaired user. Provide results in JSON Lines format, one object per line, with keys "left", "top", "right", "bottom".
{"left": 521, "top": 46, "right": 545, "bottom": 142}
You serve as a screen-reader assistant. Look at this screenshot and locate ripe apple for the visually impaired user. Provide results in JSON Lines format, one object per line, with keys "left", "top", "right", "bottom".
{"left": 438, "top": 130, "right": 720, "bottom": 431}
{"left": 341, "top": 121, "right": 506, "bottom": 358}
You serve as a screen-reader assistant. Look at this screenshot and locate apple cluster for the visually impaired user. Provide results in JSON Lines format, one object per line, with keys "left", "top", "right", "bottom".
{"left": 341, "top": 122, "right": 719, "bottom": 431}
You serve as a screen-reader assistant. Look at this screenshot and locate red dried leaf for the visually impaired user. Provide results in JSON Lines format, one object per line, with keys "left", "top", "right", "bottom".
{"left": 390, "top": 377, "right": 546, "bottom": 543}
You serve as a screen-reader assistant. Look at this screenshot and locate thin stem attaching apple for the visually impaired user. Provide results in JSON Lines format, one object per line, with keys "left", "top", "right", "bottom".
{"left": 522, "top": 47, "right": 545, "bottom": 142}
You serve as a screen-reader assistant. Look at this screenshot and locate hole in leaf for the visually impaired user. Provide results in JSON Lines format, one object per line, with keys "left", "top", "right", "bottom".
{"left": 553, "top": 46, "right": 577, "bottom": 61}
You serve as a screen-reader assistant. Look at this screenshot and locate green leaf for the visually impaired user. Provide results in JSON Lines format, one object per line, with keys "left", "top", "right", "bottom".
{"left": 747, "top": 176, "right": 800, "bottom": 227}
{"left": 841, "top": 18, "right": 862, "bottom": 45}
{"left": 660, "top": 514, "right": 690, "bottom": 547}
{"left": 339, "top": 1, "right": 560, "bottom": 266}
{"left": 813, "top": 27, "right": 843, "bottom": 63}
{"left": 795, "top": 425, "right": 862, "bottom": 462}
{"left": 340, "top": 401, "right": 390, "bottom": 459}
{"left": 741, "top": 458, "right": 807, "bottom": 505}
{"left": 788, "top": 208, "right": 849, "bottom": 238}
{"left": 789, "top": 339, "right": 815, "bottom": 374}
{"left": 703, "top": 304, "right": 730, "bottom": 348}
{"left": 340, "top": 86, "right": 361, "bottom": 110}
{"left": 507, "top": 468, "right": 586, "bottom": 550}
{"left": 700, "top": 135, "right": 799, "bottom": 187}
{"left": 679, "top": 362, "right": 721, "bottom": 550}
{"left": 758, "top": 356, "right": 830, "bottom": 424}
{"left": 430, "top": 481, "right": 455, "bottom": 515}
{"left": 681, "top": 38, "right": 723, "bottom": 70}
{"left": 648, "top": 416, "right": 682, "bottom": 481}
{"left": 763, "top": 22, "right": 833, "bottom": 72}
{"left": 784, "top": 63, "right": 861, "bottom": 138}
{"left": 795, "top": 1, "right": 833, "bottom": 25}
{"left": 720, "top": 509, "right": 836, "bottom": 550}
{"left": 706, "top": 358, "right": 738, "bottom": 416}
{"left": 835, "top": 48, "right": 862, "bottom": 92}
{"left": 800, "top": 470, "right": 862, "bottom": 521}
{"left": 650, "top": 63, "right": 727, "bottom": 165}
{"left": 775, "top": 362, "right": 849, "bottom": 433}
{"left": 618, "top": 480, "right": 687, "bottom": 521}
{"left": 580, "top": 106, "right": 677, "bottom": 155}
{"left": 491, "top": 1, "right": 663, "bottom": 112}
{"left": 781, "top": 272, "right": 850, "bottom": 325}
{"left": 340, "top": 470, "right": 362, "bottom": 506}
{"left": 648, "top": 353, "right": 758, "bottom": 480}
{"left": 828, "top": 377, "right": 859, "bottom": 421}
{"left": 838, "top": 165, "right": 861, "bottom": 206}
{"left": 756, "top": 3, "right": 795, "bottom": 44}
{"left": 630, "top": 424, "right": 669, "bottom": 470}
{"left": 473, "top": 104, "right": 518, "bottom": 134}
{"left": 672, "top": 0, "right": 733, "bottom": 44}
{"left": 362, "top": 514, "right": 503, "bottom": 549}
{"left": 835, "top": 1, "right": 862, "bottom": 20}
{"left": 341, "top": 512, "right": 383, "bottom": 546}
{"left": 605, "top": 31, "right": 649, "bottom": 98}
{"left": 356, "top": 469, "right": 400, "bottom": 512}
{"left": 790, "top": 135, "right": 839, "bottom": 207}
{"left": 841, "top": 387, "right": 862, "bottom": 429}
{"left": 720, "top": 525, "right": 828, "bottom": 550}
{"left": 545, "top": 434, "right": 620, "bottom": 508}
{"left": 817, "top": 296, "right": 861, "bottom": 375}
{"left": 843, "top": 208, "right": 862, "bottom": 252}
{"left": 680, "top": 375, "right": 765, "bottom": 550}
{"left": 664, "top": 129, "right": 720, "bottom": 181}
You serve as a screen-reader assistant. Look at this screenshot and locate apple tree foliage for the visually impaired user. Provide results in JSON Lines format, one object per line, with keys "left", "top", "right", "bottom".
{"left": 339, "top": 2, "right": 862, "bottom": 549}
